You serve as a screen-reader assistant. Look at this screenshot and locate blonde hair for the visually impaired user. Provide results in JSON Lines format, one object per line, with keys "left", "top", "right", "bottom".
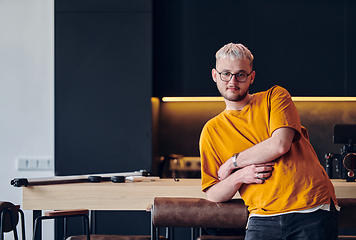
{"left": 215, "top": 43, "right": 254, "bottom": 67}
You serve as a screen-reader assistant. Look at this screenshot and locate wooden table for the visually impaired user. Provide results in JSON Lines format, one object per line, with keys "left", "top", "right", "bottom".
{"left": 23, "top": 179, "right": 206, "bottom": 210}
{"left": 22, "top": 178, "right": 356, "bottom": 210}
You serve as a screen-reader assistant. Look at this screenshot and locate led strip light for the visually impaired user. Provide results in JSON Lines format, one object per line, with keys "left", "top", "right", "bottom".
{"left": 161, "top": 97, "right": 356, "bottom": 102}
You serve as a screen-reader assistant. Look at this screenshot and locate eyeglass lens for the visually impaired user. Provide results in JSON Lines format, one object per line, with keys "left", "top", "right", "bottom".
{"left": 220, "top": 72, "right": 248, "bottom": 82}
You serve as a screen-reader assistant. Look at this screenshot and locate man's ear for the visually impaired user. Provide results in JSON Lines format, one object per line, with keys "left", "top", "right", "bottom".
{"left": 250, "top": 71, "right": 256, "bottom": 85}
{"left": 212, "top": 68, "right": 218, "bottom": 83}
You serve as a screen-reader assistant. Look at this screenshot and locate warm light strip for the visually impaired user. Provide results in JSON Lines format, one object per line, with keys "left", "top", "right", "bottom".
{"left": 162, "top": 97, "right": 224, "bottom": 102}
{"left": 291, "top": 97, "right": 356, "bottom": 102}
{"left": 162, "top": 96, "right": 356, "bottom": 102}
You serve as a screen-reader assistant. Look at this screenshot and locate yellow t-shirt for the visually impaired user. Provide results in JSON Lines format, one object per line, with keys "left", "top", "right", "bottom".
{"left": 200, "top": 85, "right": 337, "bottom": 215}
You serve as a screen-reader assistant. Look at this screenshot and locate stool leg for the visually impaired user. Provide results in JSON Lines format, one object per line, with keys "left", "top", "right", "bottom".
{"left": 83, "top": 215, "right": 90, "bottom": 240}
{"left": 90, "top": 210, "right": 97, "bottom": 234}
{"left": 155, "top": 227, "right": 159, "bottom": 240}
{"left": 33, "top": 211, "right": 41, "bottom": 240}
{"left": 0, "top": 211, "right": 5, "bottom": 240}
{"left": 32, "top": 216, "right": 43, "bottom": 240}
{"left": 190, "top": 228, "right": 199, "bottom": 240}
{"left": 63, "top": 218, "right": 67, "bottom": 240}
{"left": 150, "top": 212, "right": 154, "bottom": 240}
{"left": 168, "top": 227, "right": 174, "bottom": 240}
{"left": 19, "top": 209, "right": 26, "bottom": 240}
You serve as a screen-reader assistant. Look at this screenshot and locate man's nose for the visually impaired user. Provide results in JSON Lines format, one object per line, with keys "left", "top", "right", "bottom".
{"left": 229, "top": 74, "right": 239, "bottom": 83}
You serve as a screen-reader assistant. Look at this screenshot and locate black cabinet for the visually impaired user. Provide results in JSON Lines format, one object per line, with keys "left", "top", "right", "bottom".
{"left": 55, "top": 0, "right": 153, "bottom": 176}
{"left": 153, "top": 1, "right": 356, "bottom": 97}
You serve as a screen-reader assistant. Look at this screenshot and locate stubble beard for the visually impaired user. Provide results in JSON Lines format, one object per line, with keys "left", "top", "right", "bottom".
{"left": 219, "top": 86, "right": 249, "bottom": 102}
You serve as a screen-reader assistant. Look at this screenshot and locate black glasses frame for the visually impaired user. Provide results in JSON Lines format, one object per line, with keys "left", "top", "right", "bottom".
{"left": 215, "top": 69, "right": 253, "bottom": 83}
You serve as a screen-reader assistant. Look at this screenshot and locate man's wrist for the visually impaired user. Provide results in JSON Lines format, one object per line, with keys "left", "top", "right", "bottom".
{"left": 232, "top": 153, "right": 239, "bottom": 168}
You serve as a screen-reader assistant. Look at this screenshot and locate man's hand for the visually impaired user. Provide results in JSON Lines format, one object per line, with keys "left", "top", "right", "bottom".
{"left": 218, "top": 160, "right": 274, "bottom": 181}
{"left": 206, "top": 162, "right": 275, "bottom": 202}
{"left": 232, "top": 163, "right": 275, "bottom": 184}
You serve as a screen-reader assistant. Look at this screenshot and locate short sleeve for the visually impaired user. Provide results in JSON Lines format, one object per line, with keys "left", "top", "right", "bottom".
{"left": 269, "top": 86, "right": 302, "bottom": 142}
{"left": 199, "top": 124, "right": 221, "bottom": 192}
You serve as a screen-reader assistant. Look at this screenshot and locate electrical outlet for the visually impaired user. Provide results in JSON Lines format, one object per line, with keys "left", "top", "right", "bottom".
{"left": 17, "top": 157, "right": 54, "bottom": 171}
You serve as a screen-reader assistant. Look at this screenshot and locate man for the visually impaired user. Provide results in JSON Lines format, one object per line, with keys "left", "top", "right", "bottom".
{"left": 199, "top": 43, "right": 338, "bottom": 239}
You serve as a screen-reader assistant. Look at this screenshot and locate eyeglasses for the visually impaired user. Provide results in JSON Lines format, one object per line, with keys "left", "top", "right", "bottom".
{"left": 215, "top": 69, "right": 253, "bottom": 83}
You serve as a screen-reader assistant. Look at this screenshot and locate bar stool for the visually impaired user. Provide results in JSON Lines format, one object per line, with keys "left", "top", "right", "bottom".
{"left": 33, "top": 208, "right": 167, "bottom": 240}
{"left": 0, "top": 201, "right": 25, "bottom": 240}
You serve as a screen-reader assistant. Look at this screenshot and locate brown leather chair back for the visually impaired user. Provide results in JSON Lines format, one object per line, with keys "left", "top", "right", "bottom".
{"left": 152, "top": 197, "right": 248, "bottom": 229}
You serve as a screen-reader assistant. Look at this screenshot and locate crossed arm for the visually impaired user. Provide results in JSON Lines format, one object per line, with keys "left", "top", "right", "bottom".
{"left": 206, "top": 127, "right": 296, "bottom": 202}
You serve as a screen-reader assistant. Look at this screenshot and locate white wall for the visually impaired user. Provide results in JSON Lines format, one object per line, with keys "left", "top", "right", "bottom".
{"left": 0, "top": 0, "right": 54, "bottom": 239}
